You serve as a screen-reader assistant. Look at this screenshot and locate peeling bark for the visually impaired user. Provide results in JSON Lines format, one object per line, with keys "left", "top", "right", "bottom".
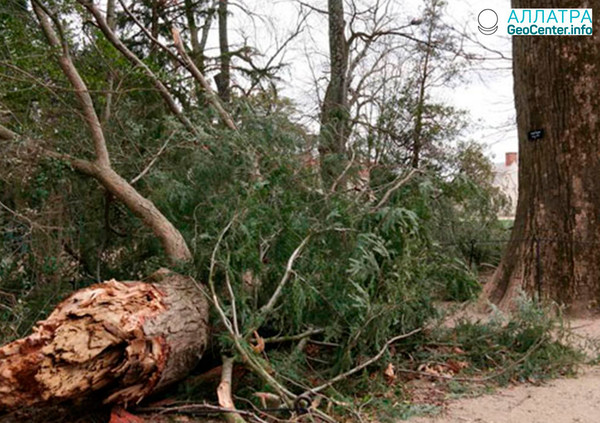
{"left": 0, "top": 269, "right": 208, "bottom": 412}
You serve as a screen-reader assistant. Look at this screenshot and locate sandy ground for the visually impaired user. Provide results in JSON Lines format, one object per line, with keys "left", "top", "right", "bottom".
{"left": 407, "top": 318, "right": 600, "bottom": 423}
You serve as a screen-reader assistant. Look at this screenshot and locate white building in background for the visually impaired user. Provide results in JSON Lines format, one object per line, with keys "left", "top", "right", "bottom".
{"left": 493, "top": 152, "right": 518, "bottom": 219}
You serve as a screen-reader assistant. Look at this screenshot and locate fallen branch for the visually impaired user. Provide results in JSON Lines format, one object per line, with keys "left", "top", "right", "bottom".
{"left": 252, "top": 234, "right": 312, "bottom": 332}
{"left": 225, "top": 265, "right": 241, "bottom": 337}
{"left": 205, "top": 215, "right": 237, "bottom": 334}
{"left": 0, "top": 123, "right": 17, "bottom": 141}
{"left": 202, "top": 220, "right": 297, "bottom": 404}
{"left": 217, "top": 356, "right": 247, "bottom": 423}
{"left": 304, "top": 327, "right": 423, "bottom": 395}
{"left": 138, "top": 403, "right": 267, "bottom": 422}
{"left": 397, "top": 334, "right": 547, "bottom": 383}
{"left": 263, "top": 328, "right": 325, "bottom": 344}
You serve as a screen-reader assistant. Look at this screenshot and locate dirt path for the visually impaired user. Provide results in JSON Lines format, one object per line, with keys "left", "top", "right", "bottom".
{"left": 408, "top": 319, "right": 600, "bottom": 423}
{"left": 408, "top": 366, "right": 600, "bottom": 423}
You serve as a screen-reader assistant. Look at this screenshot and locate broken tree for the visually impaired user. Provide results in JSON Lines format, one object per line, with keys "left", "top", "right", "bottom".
{"left": 0, "top": 0, "right": 211, "bottom": 414}
{"left": 0, "top": 269, "right": 208, "bottom": 411}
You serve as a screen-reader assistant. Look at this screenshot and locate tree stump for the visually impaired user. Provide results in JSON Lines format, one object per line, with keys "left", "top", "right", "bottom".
{"left": 0, "top": 269, "right": 209, "bottom": 412}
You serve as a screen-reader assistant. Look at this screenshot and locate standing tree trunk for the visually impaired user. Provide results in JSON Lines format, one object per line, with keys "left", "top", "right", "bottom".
{"left": 319, "top": 0, "right": 349, "bottom": 189}
{"left": 184, "top": 0, "right": 215, "bottom": 75}
{"left": 216, "top": 0, "right": 231, "bottom": 103}
{"left": 101, "top": 0, "right": 116, "bottom": 125}
{"left": 184, "top": 0, "right": 201, "bottom": 66}
{"left": 411, "top": 12, "right": 434, "bottom": 169}
{"left": 484, "top": 0, "right": 600, "bottom": 313}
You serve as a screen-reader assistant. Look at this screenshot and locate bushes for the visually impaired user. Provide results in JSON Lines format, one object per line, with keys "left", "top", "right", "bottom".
{"left": 0, "top": 97, "right": 508, "bottom": 392}
{"left": 423, "top": 295, "right": 582, "bottom": 384}
{"left": 136, "top": 102, "right": 505, "bottom": 381}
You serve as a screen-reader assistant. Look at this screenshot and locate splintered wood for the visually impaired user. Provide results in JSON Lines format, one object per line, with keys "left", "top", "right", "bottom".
{"left": 0, "top": 270, "right": 209, "bottom": 412}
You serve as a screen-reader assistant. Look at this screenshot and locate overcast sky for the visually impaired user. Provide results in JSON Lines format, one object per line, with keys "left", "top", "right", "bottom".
{"left": 225, "top": 0, "right": 517, "bottom": 163}
{"left": 444, "top": 0, "right": 517, "bottom": 162}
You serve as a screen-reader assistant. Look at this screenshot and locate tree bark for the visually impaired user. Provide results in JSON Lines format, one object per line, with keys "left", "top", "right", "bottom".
{"left": 216, "top": 0, "right": 231, "bottom": 103}
{"left": 411, "top": 12, "right": 435, "bottom": 169}
{"left": 101, "top": 0, "right": 116, "bottom": 125}
{"left": 319, "top": 0, "right": 350, "bottom": 189}
{"left": 0, "top": 269, "right": 209, "bottom": 412}
{"left": 484, "top": 0, "right": 600, "bottom": 313}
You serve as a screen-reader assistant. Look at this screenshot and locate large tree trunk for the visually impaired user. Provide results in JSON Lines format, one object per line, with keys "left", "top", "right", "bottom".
{"left": 319, "top": 0, "right": 350, "bottom": 189}
{"left": 484, "top": 0, "right": 600, "bottom": 312}
{"left": 0, "top": 269, "right": 208, "bottom": 412}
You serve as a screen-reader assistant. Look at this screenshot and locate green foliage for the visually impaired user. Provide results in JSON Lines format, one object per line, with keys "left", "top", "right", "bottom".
{"left": 128, "top": 99, "right": 507, "bottom": 390}
{"left": 0, "top": 2, "right": 542, "bottom": 417}
{"left": 0, "top": 89, "right": 506, "bottom": 379}
{"left": 418, "top": 296, "right": 583, "bottom": 385}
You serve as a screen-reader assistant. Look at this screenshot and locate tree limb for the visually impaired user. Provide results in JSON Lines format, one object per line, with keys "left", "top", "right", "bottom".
{"left": 304, "top": 327, "right": 422, "bottom": 395}
{"left": 30, "top": 0, "right": 192, "bottom": 264}
{"left": 371, "top": 168, "right": 419, "bottom": 211}
{"left": 172, "top": 27, "right": 238, "bottom": 131}
{"left": 0, "top": 123, "right": 16, "bottom": 141}
{"left": 253, "top": 234, "right": 311, "bottom": 331}
{"left": 32, "top": 0, "right": 110, "bottom": 167}
{"left": 77, "top": 0, "right": 199, "bottom": 136}
{"left": 201, "top": 218, "right": 297, "bottom": 403}
{"left": 217, "top": 356, "right": 247, "bottom": 423}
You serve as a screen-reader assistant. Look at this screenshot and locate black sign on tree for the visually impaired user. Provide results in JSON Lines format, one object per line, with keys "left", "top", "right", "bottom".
{"left": 528, "top": 129, "right": 544, "bottom": 141}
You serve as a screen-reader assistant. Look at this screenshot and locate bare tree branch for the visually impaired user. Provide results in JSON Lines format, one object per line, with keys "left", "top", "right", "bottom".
{"left": 77, "top": 0, "right": 199, "bottom": 136}
{"left": 32, "top": 0, "right": 110, "bottom": 167}
{"left": 172, "top": 27, "right": 238, "bottom": 131}
{"left": 303, "top": 327, "right": 422, "bottom": 395}
{"left": 217, "top": 356, "right": 247, "bottom": 423}
{"left": 372, "top": 168, "right": 419, "bottom": 212}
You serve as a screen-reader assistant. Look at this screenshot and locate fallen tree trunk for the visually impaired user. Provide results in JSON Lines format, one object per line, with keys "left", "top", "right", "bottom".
{"left": 0, "top": 269, "right": 208, "bottom": 412}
